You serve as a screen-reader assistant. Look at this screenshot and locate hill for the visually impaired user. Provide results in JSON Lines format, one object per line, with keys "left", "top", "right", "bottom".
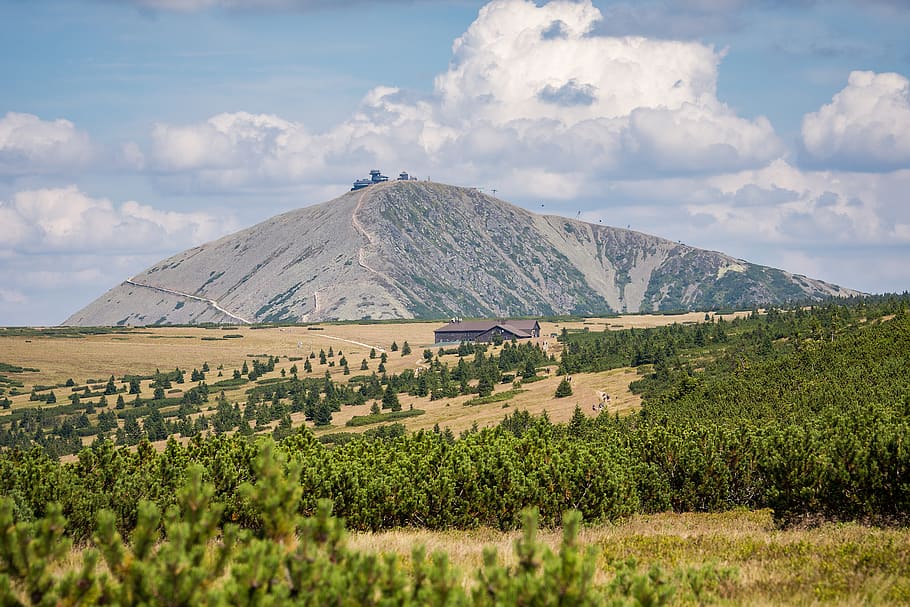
{"left": 64, "top": 181, "right": 856, "bottom": 326}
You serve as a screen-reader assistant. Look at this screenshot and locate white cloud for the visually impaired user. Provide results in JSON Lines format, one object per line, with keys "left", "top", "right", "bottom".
{"left": 0, "top": 186, "right": 238, "bottom": 254}
{"left": 598, "top": 159, "right": 910, "bottom": 249}
{"left": 150, "top": 112, "right": 327, "bottom": 190}
{"left": 801, "top": 70, "right": 910, "bottom": 171}
{"left": 145, "top": 0, "right": 783, "bottom": 196}
{"left": 435, "top": 0, "right": 717, "bottom": 124}
{"left": 0, "top": 112, "right": 94, "bottom": 176}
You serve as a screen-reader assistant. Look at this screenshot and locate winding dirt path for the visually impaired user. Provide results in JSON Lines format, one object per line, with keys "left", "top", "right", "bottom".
{"left": 316, "top": 334, "right": 386, "bottom": 353}
{"left": 125, "top": 278, "right": 252, "bottom": 325}
{"left": 352, "top": 186, "right": 394, "bottom": 285}
{"left": 304, "top": 183, "right": 405, "bottom": 323}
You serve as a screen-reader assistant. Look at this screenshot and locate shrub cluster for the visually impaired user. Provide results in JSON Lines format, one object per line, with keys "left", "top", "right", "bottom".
{"left": 0, "top": 441, "right": 731, "bottom": 606}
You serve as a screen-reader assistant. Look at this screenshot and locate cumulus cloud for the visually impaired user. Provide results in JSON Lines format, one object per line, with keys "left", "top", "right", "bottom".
{"left": 434, "top": 0, "right": 721, "bottom": 124}
{"left": 145, "top": 0, "right": 783, "bottom": 196}
{"left": 801, "top": 70, "right": 910, "bottom": 171}
{"left": 677, "top": 159, "right": 910, "bottom": 246}
{"left": 0, "top": 112, "right": 94, "bottom": 176}
{"left": 0, "top": 186, "right": 237, "bottom": 254}
{"left": 149, "top": 112, "right": 330, "bottom": 191}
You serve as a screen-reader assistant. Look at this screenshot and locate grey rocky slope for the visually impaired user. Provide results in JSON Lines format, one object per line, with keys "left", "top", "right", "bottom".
{"left": 65, "top": 181, "right": 858, "bottom": 326}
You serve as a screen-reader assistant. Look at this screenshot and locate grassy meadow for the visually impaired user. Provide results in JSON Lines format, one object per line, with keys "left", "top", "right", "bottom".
{"left": 0, "top": 312, "right": 741, "bottom": 443}
{"left": 350, "top": 509, "right": 910, "bottom": 606}
{"left": 38, "top": 507, "right": 910, "bottom": 605}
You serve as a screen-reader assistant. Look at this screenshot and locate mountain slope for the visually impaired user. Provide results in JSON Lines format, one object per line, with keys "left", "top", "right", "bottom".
{"left": 65, "top": 181, "right": 858, "bottom": 326}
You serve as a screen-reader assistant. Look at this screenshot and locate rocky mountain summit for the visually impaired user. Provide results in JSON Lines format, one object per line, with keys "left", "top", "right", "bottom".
{"left": 65, "top": 181, "right": 857, "bottom": 326}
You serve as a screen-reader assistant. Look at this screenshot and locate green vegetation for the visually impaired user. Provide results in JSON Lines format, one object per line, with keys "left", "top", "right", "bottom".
{"left": 463, "top": 388, "right": 524, "bottom": 407}
{"left": 0, "top": 338, "right": 552, "bottom": 455}
{"left": 4, "top": 293, "right": 909, "bottom": 536}
{"left": 0, "top": 363, "right": 40, "bottom": 374}
{"left": 345, "top": 408, "right": 425, "bottom": 427}
{"left": 554, "top": 377, "right": 573, "bottom": 397}
{"left": 0, "top": 362, "right": 39, "bottom": 391}
{"left": 0, "top": 441, "right": 746, "bottom": 606}
{"left": 2, "top": 295, "right": 910, "bottom": 603}
{"left": 209, "top": 377, "right": 249, "bottom": 389}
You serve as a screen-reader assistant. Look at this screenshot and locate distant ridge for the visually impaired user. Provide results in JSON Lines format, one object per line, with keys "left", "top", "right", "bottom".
{"left": 65, "top": 181, "right": 859, "bottom": 326}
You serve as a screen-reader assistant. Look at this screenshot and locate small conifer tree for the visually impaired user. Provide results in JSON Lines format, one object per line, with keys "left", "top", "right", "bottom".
{"left": 104, "top": 375, "right": 117, "bottom": 395}
{"left": 382, "top": 384, "right": 401, "bottom": 411}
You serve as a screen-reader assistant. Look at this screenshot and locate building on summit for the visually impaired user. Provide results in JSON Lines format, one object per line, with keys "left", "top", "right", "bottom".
{"left": 434, "top": 319, "right": 541, "bottom": 344}
{"left": 352, "top": 169, "right": 417, "bottom": 191}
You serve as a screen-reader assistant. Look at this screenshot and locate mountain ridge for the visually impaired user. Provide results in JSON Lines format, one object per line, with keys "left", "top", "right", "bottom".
{"left": 64, "top": 181, "right": 858, "bottom": 326}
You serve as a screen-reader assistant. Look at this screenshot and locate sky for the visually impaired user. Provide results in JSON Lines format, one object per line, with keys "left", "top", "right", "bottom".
{"left": 1, "top": 0, "right": 909, "bottom": 325}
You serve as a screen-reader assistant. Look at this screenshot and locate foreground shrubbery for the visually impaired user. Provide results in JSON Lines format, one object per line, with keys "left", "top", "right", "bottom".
{"left": 1, "top": 442, "right": 730, "bottom": 606}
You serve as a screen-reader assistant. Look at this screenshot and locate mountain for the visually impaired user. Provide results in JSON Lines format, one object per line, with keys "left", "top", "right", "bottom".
{"left": 64, "top": 181, "right": 858, "bottom": 326}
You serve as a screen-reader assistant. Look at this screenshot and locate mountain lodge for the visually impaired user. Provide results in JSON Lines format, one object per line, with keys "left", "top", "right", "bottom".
{"left": 434, "top": 319, "right": 541, "bottom": 344}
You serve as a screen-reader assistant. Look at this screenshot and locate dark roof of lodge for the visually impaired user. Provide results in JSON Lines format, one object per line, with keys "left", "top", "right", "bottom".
{"left": 434, "top": 319, "right": 540, "bottom": 338}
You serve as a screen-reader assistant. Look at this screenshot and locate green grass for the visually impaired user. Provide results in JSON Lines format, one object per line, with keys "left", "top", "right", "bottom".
{"left": 0, "top": 362, "right": 39, "bottom": 374}
{"left": 210, "top": 377, "right": 249, "bottom": 389}
{"left": 463, "top": 389, "right": 526, "bottom": 407}
{"left": 255, "top": 377, "right": 286, "bottom": 385}
{"left": 345, "top": 409, "right": 425, "bottom": 427}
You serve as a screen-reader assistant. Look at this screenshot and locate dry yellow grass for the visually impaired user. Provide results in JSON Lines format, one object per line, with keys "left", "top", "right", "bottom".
{"left": 1, "top": 313, "right": 731, "bottom": 438}
{"left": 349, "top": 509, "right": 910, "bottom": 605}
{"left": 541, "top": 310, "right": 751, "bottom": 336}
{"left": 0, "top": 313, "right": 736, "bottom": 385}
{"left": 44, "top": 509, "right": 910, "bottom": 605}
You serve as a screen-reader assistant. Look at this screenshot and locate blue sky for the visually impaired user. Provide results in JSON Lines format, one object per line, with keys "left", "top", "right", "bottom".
{"left": 1, "top": 0, "right": 909, "bottom": 325}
